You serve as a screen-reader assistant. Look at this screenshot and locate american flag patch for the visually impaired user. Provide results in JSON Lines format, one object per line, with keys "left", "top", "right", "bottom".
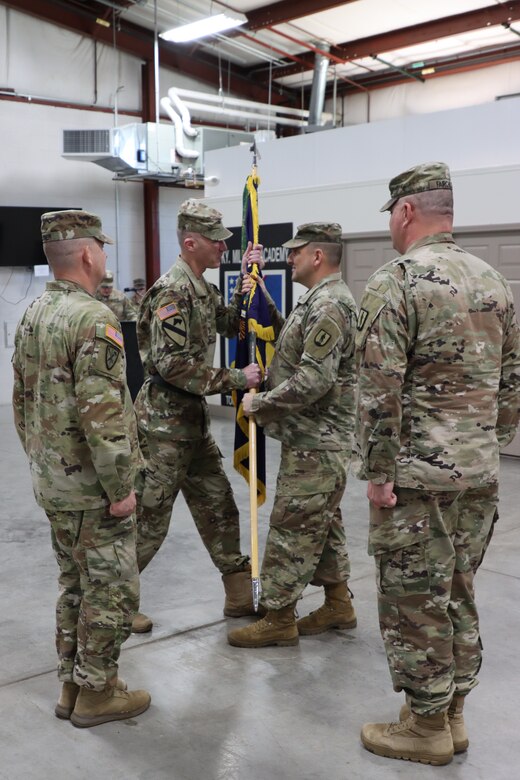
{"left": 105, "top": 324, "right": 123, "bottom": 347}
{"left": 157, "top": 302, "right": 178, "bottom": 320}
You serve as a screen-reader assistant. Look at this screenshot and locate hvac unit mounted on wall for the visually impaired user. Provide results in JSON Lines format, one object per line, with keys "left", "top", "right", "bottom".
{"left": 62, "top": 123, "right": 254, "bottom": 184}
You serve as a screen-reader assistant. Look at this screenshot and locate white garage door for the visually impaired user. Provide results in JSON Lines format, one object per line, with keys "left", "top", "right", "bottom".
{"left": 343, "top": 228, "right": 520, "bottom": 457}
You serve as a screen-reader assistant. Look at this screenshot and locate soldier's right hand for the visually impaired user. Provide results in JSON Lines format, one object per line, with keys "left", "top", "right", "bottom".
{"left": 110, "top": 489, "right": 136, "bottom": 517}
{"left": 243, "top": 363, "right": 262, "bottom": 388}
{"left": 241, "top": 241, "right": 264, "bottom": 275}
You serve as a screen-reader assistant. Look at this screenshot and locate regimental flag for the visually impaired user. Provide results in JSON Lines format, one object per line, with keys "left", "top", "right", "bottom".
{"left": 232, "top": 170, "right": 275, "bottom": 507}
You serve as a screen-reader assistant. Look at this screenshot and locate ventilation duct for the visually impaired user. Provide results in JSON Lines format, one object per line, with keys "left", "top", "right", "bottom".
{"left": 307, "top": 44, "right": 331, "bottom": 132}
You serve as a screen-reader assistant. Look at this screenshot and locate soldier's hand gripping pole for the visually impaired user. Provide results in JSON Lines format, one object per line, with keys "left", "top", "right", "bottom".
{"left": 247, "top": 328, "right": 261, "bottom": 611}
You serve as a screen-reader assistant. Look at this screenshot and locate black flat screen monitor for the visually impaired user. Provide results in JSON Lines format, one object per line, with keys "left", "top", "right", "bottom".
{"left": 0, "top": 206, "right": 80, "bottom": 267}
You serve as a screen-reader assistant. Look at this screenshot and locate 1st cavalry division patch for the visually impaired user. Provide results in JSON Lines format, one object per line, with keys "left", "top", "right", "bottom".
{"left": 157, "top": 302, "right": 187, "bottom": 347}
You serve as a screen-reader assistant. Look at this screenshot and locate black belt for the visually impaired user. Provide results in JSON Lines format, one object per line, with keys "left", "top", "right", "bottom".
{"left": 149, "top": 373, "right": 201, "bottom": 400}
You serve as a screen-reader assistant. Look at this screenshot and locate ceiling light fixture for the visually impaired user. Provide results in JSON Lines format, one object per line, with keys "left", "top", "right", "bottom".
{"left": 159, "top": 12, "right": 247, "bottom": 43}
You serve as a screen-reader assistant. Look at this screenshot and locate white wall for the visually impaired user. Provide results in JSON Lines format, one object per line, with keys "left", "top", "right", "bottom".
{"left": 204, "top": 97, "right": 520, "bottom": 232}
{"left": 334, "top": 60, "right": 520, "bottom": 127}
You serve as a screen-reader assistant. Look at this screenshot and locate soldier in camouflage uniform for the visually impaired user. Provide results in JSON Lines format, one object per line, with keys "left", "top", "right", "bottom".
{"left": 131, "top": 276, "right": 147, "bottom": 306}
{"left": 12, "top": 210, "right": 151, "bottom": 728}
{"left": 227, "top": 223, "right": 358, "bottom": 649}
{"left": 356, "top": 163, "right": 520, "bottom": 765}
{"left": 133, "top": 199, "right": 262, "bottom": 633}
{"left": 96, "top": 269, "right": 138, "bottom": 322}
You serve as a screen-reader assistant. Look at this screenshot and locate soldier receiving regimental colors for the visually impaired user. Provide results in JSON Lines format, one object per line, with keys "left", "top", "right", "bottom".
{"left": 12, "top": 209, "right": 150, "bottom": 728}
{"left": 227, "top": 221, "right": 359, "bottom": 649}
{"left": 355, "top": 162, "right": 520, "bottom": 765}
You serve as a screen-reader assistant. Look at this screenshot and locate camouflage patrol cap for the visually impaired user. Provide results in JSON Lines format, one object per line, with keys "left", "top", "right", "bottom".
{"left": 283, "top": 222, "right": 343, "bottom": 249}
{"left": 133, "top": 277, "right": 146, "bottom": 289}
{"left": 41, "top": 209, "right": 114, "bottom": 244}
{"left": 380, "top": 162, "right": 452, "bottom": 212}
{"left": 177, "top": 199, "right": 233, "bottom": 240}
{"left": 100, "top": 270, "right": 114, "bottom": 286}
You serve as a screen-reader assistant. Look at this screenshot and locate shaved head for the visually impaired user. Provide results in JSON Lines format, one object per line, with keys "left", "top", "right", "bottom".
{"left": 309, "top": 242, "right": 342, "bottom": 267}
{"left": 44, "top": 237, "right": 96, "bottom": 270}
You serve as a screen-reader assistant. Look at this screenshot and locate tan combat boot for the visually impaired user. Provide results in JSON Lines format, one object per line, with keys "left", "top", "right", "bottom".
{"left": 361, "top": 711, "right": 454, "bottom": 765}
{"left": 55, "top": 678, "right": 127, "bottom": 719}
{"left": 70, "top": 685, "right": 151, "bottom": 728}
{"left": 296, "top": 582, "right": 357, "bottom": 635}
{"left": 399, "top": 694, "right": 468, "bottom": 753}
{"left": 227, "top": 604, "right": 299, "bottom": 648}
{"left": 222, "top": 569, "right": 257, "bottom": 617}
{"left": 132, "top": 612, "right": 153, "bottom": 633}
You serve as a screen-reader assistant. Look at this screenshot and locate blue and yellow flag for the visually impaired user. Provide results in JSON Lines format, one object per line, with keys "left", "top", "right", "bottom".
{"left": 232, "top": 171, "right": 275, "bottom": 506}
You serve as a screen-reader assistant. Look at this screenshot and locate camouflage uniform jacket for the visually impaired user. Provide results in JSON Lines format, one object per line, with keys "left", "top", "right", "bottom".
{"left": 95, "top": 289, "right": 137, "bottom": 322}
{"left": 355, "top": 232, "right": 520, "bottom": 490}
{"left": 251, "top": 273, "right": 358, "bottom": 450}
{"left": 12, "top": 280, "right": 140, "bottom": 511}
{"left": 135, "top": 257, "right": 248, "bottom": 440}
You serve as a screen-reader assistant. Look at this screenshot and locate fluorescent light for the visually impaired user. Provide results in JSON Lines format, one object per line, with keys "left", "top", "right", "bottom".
{"left": 160, "top": 13, "right": 247, "bottom": 43}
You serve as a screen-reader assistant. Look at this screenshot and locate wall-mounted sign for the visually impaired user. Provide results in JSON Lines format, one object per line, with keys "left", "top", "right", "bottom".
{"left": 219, "top": 223, "right": 293, "bottom": 407}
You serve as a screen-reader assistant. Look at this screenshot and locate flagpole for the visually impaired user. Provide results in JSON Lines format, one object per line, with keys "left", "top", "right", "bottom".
{"left": 248, "top": 330, "right": 261, "bottom": 611}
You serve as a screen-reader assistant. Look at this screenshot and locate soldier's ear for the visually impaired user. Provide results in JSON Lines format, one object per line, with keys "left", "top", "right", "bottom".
{"left": 183, "top": 234, "right": 197, "bottom": 252}
{"left": 402, "top": 200, "right": 415, "bottom": 226}
{"left": 80, "top": 242, "right": 94, "bottom": 271}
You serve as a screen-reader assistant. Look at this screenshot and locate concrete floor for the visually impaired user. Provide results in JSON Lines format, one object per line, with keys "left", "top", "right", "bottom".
{"left": 1, "top": 403, "right": 519, "bottom": 780}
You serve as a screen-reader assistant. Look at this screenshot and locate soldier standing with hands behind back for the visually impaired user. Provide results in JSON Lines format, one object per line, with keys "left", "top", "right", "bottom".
{"left": 133, "top": 199, "right": 262, "bottom": 632}
{"left": 356, "top": 163, "right": 520, "bottom": 765}
{"left": 12, "top": 210, "right": 150, "bottom": 728}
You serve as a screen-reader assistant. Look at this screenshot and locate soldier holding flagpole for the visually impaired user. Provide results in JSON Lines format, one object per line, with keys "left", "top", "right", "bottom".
{"left": 132, "top": 199, "right": 263, "bottom": 632}
{"left": 228, "top": 222, "right": 358, "bottom": 648}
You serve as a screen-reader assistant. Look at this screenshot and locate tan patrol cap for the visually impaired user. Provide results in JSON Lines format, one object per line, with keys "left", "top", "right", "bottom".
{"left": 380, "top": 162, "right": 452, "bottom": 212}
{"left": 283, "top": 222, "right": 343, "bottom": 249}
{"left": 41, "top": 209, "right": 114, "bottom": 244}
{"left": 100, "top": 271, "right": 114, "bottom": 285}
{"left": 178, "top": 199, "right": 233, "bottom": 241}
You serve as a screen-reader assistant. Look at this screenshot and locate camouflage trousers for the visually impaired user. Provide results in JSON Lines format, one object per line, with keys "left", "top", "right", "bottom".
{"left": 47, "top": 507, "right": 139, "bottom": 690}
{"left": 370, "top": 483, "right": 498, "bottom": 716}
{"left": 261, "top": 447, "right": 351, "bottom": 610}
{"left": 136, "top": 431, "right": 249, "bottom": 575}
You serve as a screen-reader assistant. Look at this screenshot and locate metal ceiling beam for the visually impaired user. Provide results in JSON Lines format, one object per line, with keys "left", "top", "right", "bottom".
{"left": 330, "top": 41, "right": 520, "bottom": 95}
{"left": 267, "top": 0, "right": 520, "bottom": 79}
{"left": 245, "top": 0, "right": 358, "bottom": 31}
{"left": 3, "top": 0, "right": 293, "bottom": 105}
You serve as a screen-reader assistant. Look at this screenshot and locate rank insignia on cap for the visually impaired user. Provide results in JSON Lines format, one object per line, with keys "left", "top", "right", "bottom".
{"left": 105, "top": 324, "right": 123, "bottom": 347}
{"left": 157, "top": 302, "right": 179, "bottom": 321}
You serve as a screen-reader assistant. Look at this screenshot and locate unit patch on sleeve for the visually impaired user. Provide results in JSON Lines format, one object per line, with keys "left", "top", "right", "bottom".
{"left": 157, "top": 301, "right": 187, "bottom": 347}
{"left": 93, "top": 322, "right": 123, "bottom": 378}
{"left": 357, "top": 308, "right": 368, "bottom": 330}
{"left": 304, "top": 317, "right": 341, "bottom": 360}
